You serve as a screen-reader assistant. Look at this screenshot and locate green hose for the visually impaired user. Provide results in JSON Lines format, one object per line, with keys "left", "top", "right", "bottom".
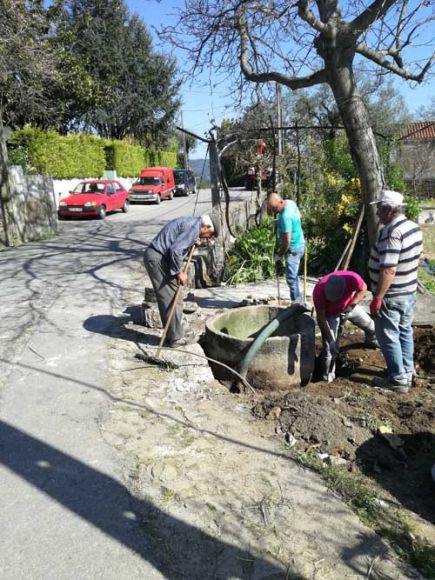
{"left": 237, "top": 303, "right": 308, "bottom": 384}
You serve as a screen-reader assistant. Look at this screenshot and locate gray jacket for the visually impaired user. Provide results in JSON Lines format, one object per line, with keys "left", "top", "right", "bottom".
{"left": 149, "top": 217, "right": 201, "bottom": 275}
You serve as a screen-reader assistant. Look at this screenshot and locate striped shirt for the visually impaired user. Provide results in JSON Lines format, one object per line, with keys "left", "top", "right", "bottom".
{"left": 369, "top": 215, "right": 422, "bottom": 296}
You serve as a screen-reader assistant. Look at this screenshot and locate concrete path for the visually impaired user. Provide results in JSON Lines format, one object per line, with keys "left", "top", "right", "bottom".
{"left": 0, "top": 192, "right": 213, "bottom": 579}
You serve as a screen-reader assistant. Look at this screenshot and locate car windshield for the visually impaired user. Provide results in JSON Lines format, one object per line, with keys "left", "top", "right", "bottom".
{"left": 73, "top": 182, "right": 105, "bottom": 194}
{"left": 174, "top": 171, "right": 186, "bottom": 184}
{"left": 135, "top": 177, "right": 162, "bottom": 186}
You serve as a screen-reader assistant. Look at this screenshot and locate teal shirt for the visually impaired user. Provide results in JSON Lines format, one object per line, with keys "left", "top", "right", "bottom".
{"left": 277, "top": 200, "right": 304, "bottom": 251}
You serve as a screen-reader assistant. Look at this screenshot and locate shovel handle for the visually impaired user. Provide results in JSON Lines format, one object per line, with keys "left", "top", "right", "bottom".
{"left": 157, "top": 244, "right": 196, "bottom": 355}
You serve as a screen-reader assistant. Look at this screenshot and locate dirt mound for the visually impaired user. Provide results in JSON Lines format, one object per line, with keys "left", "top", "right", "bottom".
{"left": 414, "top": 325, "right": 435, "bottom": 372}
{"left": 254, "top": 325, "right": 435, "bottom": 528}
{"left": 254, "top": 391, "right": 371, "bottom": 459}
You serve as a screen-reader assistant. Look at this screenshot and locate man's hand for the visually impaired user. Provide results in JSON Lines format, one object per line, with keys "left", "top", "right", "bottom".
{"left": 176, "top": 272, "right": 188, "bottom": 286}
{"left": 194, "top": 237, "right": 202, "bottom": 246}
{"left": 329, "top": 341, "right": 339, "bottom": 357}
{"left": 370, "top": 297, "right": 382, "bottom": 318}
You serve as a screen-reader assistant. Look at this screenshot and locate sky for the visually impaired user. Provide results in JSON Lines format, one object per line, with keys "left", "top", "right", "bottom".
{"left": 126, "top": 0, "right": 435, "bottom": 158}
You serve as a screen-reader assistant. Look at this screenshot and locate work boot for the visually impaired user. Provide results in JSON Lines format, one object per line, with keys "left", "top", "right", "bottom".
{"left": 165, "top": 329, "right": 197, "bottom": 348}
{"left": 372, "top": 376, "right": 410, "bottom": 394}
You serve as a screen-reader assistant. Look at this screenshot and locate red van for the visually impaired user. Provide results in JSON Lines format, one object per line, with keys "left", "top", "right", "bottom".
{"left": 129, "top": 167, "right": 175, "bottom": 204}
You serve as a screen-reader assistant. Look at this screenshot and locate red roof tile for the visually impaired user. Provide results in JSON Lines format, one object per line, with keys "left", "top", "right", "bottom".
{"left": 401, "top": 122, "right": 435, "bottom": 140}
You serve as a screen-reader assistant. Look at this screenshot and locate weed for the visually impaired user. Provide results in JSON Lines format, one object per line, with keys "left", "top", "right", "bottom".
{"left": 419, "top": 267, "right": 435, "bottom": 296}
{"left": 224, "top": 217, "right": 276, "bottom": 285}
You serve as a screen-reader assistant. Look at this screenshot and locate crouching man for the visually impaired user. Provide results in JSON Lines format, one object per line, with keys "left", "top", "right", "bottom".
{"left": 143, "top": 214, "right": 219, "bottom": 348}
{"left": 313, "top": 271, "right": 377, "bottom": 382}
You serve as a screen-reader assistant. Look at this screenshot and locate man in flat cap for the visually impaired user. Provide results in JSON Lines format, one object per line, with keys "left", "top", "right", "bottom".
{"left": 313, "top": 270, "right": 377, "bottom": 382}
{"left": 368, "top": 190, "right": 422, "bottom": 393}
{"left": 144, "top": 214, "right": 220, "bottom": 348}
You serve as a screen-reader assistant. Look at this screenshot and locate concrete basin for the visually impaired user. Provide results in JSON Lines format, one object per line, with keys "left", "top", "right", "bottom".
{"left": 203, "top": 305, "right": 315, "bottom": 390}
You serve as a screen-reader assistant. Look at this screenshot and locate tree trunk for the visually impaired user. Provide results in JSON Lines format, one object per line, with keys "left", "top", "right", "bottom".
{"left": 325, "top": 59, "right": 383, "bottom": 246}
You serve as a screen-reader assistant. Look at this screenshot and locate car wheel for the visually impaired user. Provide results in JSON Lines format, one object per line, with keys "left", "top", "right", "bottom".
{"left": 155, "top": 195, "right": 161, "bottom": 205}
{"left": 167, "top": 190, "right": 174, "bottom": 200}
{"left": 122, "top": 200, "right": 129, "bottom": 213}
{"left": 98, "top": 206, "right": 106, "bottom": 219}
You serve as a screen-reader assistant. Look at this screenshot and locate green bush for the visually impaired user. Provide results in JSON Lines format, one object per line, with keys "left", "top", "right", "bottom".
{"left": 105, "top": 140, "right": 146, "bottom": 177}
{"left": 8, "top": 127, "right": 179, "bottom": 178}
{"left": 224, "top": 217, "right": 276, "bottom": 285}
{"left": 8, "top": 127, "right": 105, "bottom": 178}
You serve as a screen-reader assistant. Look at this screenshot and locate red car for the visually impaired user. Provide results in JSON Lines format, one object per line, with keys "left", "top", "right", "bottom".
{"left": 58, "top": 180, "right": 130, "bottom": 220}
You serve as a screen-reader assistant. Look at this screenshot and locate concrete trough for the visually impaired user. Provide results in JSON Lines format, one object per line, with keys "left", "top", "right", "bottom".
{"left": 203, "top": 305, "right": 315, "bottom": 390}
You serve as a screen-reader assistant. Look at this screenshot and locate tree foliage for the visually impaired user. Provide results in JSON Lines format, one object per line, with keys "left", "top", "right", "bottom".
{"left": 56, "top": 0, "right": 180, "bottom": 144}
{"left": 161, "top": 0, "right": 435, "bottom": 244}
{"left": 0, "top": 0, "right": 61, "bottom": 127}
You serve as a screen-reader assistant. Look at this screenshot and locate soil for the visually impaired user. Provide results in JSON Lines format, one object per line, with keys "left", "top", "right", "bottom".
{"left": 253, "top": 325, "right": 435, "bottom": 531}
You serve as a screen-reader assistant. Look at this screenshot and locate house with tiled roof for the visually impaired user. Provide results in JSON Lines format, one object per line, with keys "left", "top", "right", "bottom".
{"left": 398, "top": 121, "right": 435, "bottom": 198}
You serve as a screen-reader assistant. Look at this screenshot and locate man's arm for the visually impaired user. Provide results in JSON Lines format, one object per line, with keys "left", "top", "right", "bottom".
{"left": 316, "top": 309, "right": 335, "bottom": 344}
{"left": 277, "top": 232, "right": 291, "bottom": 257}
{"left": 374, "top": 267, "right": 396, "bottom": 299}
{"left": 350, "top": 283, "right": 368, "bottom": 306}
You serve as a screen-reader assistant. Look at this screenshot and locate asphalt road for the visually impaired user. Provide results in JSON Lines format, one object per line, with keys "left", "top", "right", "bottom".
{"left": 0, "top": 190, "right": 213, "bottom": 579}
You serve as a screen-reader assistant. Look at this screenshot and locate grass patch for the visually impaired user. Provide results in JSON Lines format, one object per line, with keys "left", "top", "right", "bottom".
{"left": 292, "top": 450, "right": 435, "bottom": 578}
{"left": 419, "top": 267, "right": 435, "bottom": 296}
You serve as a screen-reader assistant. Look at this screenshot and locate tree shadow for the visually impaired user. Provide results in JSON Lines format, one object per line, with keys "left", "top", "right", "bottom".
{"left": 0, "top": 420, "right": 288, "bottom": 578}
{"left": 356, "top": 432, "right": 435, "bottom": 526}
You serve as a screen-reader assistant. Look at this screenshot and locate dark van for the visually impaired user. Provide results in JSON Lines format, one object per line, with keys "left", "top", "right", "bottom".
{"left": 173, "top": 169, "right": 196, "bottom": 197}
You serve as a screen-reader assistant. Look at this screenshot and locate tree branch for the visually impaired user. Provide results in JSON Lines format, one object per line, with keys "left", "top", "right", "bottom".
{"left": 350, "top": 0, "right": 398, "bottom": 34}
{"left": 356, "top": 42, "right": 435, "bottom": 82}
{"left": 237, "top": 9, "right": 326, "bottom": 89}
{"left": 297, "top": 0, "right": 327, "bottom": 33}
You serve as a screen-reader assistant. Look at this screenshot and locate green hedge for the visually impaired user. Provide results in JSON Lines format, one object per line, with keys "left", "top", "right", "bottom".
{"left": 8, "top": 127, "right": 178, "bottom": 179}
{"left": 105, "top": 140, "right": 145, "bottom": 177}
{"left": 8, "top": 128, "right": 105, "bottom": 179}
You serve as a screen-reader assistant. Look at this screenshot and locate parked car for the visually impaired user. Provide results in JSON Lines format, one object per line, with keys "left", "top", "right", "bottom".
{"left": 129, "top": 167, "right": 175, "bottom": 204}
{"left": 173, "top": 169, "right": 196, "bottom": 196}
{"left": 58, "top": 180, "right": 129, "bottom": 220}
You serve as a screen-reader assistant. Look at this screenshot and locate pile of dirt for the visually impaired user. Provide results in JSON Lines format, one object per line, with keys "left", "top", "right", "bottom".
{"left": 253, "top": 325, "right": 435, "bottom": 527}
{"left": 253, "top": 391, "right": 371, "bottom": 459}
{"left": 414, "top": 325, "right": 435, "bottom": 372}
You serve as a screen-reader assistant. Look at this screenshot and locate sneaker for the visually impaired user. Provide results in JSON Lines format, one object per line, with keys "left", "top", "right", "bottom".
{"left": 372, "top": 376, "right": 409, "bottom": 394}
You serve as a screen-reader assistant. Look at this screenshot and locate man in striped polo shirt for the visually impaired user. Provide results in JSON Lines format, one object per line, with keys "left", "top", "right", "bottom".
{"left": 368, "top": 190, "right": 423, "bottom": 393}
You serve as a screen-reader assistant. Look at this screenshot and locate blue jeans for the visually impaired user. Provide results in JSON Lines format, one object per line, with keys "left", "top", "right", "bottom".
{"left": 375, "top": 294, "right": 416, "bottom": 383}
{"left": 284, "top": 246, "right": 304, "bottom": 301}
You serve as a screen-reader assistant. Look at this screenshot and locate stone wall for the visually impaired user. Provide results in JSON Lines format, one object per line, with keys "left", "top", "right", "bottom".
{"left": 0, "top": 166, "right": 58, "bottom": 248}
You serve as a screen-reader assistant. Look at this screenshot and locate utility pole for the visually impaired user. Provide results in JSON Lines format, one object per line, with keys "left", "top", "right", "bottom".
{"left": 209, "top": 133, "right": 224, "bottom": 281}
{"left": 276, "top": 83, "right": 283, "bottom": 156}
{"left": 180, "top": 111, "right": 188, "bottom": 169}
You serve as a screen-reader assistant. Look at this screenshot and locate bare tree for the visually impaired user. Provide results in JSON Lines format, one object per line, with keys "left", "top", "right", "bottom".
{"left": 161, "top": 0, "right": 435, "bottom": 244}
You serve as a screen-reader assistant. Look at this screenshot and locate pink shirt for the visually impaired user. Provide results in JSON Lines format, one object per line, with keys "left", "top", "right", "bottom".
{"left": 313, "top": 270, "right": 366, "bottom": 316}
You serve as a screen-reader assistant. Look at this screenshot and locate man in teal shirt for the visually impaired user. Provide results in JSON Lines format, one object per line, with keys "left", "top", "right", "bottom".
{"left": 268, "top": 192, "right": 305, "bottom": 302}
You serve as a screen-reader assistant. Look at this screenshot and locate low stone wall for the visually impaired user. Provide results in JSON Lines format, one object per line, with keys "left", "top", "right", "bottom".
{"left": 0, "top": 166, "right": 58, "bottom": 248}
